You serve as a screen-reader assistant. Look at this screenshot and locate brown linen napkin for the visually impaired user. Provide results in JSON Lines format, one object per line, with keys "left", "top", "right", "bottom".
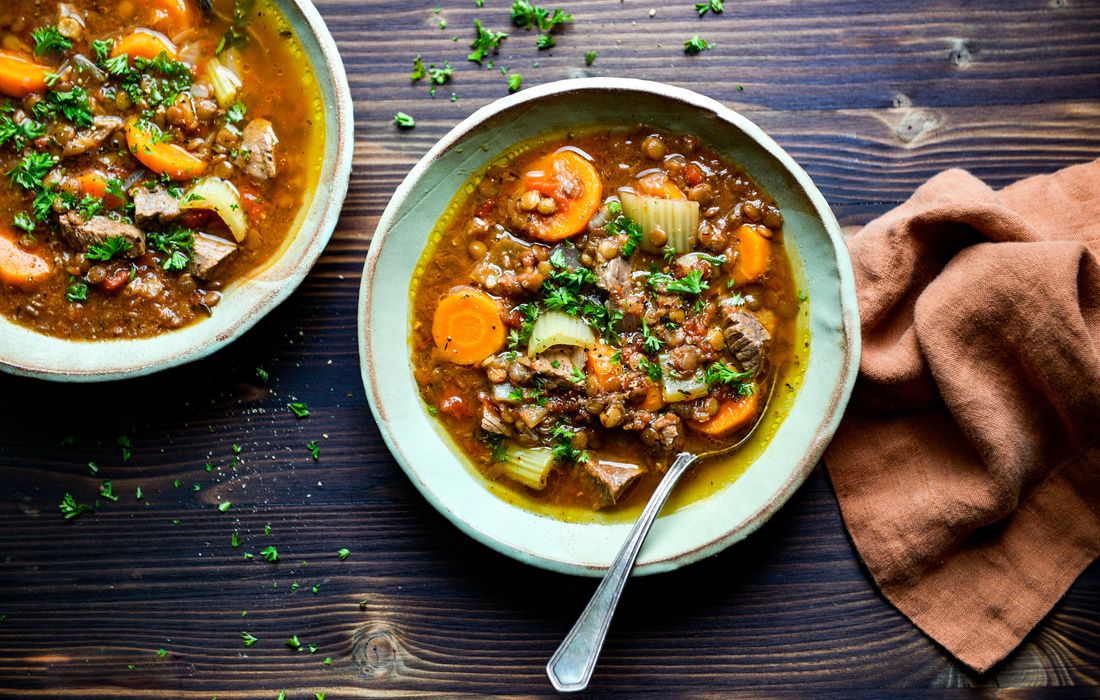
{"left": 823, "top": 159, "right": 1100, "bottom": 673}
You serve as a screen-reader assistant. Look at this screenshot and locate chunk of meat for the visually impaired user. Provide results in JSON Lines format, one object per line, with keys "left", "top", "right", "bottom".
{"left": 133, "top": 186, "right": 181, "bottom": 226}
{"left": 236, "top": 118, "right": 278, "bottom": 182}
{"left": 584, "top": 459, "right": 644, "bottom": 506}
{"left": 58, "top": 212, "right": 144, "bottom": 257}
{"left": 650, "top": 412, "right": 685, "bottom": 453}
{"left": 480, "top": 402, "right": 514, "bottom": 437}
{"left": 61, "top": 116, "right": 122, "bottom": 158}
{"left": 595, "top": 257, "right": 643, "bottom": 329}
{"left": 188, "top": 232, "right": 237, "bottom": 280}
{"left": 718, "top": 300, "right": 771, "bottom": 375}
{"left": 531, "top": 347, "right": 585, "bottom": 390}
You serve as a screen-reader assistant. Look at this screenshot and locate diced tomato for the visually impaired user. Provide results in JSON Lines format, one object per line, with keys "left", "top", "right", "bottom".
{"left": 439, "top": 386, "right": 473, "bottom": 419}
{"left": 99, "top": 267, "right": 131, "bottom": 294}
{"left": 685, "top": 163, "right": 704, "bottom": 187}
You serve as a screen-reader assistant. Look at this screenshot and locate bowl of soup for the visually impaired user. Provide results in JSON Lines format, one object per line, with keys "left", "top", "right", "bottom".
{"left": 360, "top": 78, "right": 859, "bottom": 576}
{"left": 0, "top": 0, "right": 353, "bottom": 381}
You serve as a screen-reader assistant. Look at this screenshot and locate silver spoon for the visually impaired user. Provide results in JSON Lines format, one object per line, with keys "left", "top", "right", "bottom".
{"left": 546, "top": 381, "right": 775, "bottom": 692}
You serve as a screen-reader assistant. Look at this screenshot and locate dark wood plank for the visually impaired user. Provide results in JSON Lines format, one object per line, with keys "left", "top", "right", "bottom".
{"left": 1, "top": 0, "right": 1099, "bottom": 696}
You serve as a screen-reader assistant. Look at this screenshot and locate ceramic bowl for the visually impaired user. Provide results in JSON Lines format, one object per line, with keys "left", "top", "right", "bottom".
{"left": 359, "top": 78, "right": 859, "bottom": 576}
{"left": 0, "top": 0, "right": 354, "bottom": 382}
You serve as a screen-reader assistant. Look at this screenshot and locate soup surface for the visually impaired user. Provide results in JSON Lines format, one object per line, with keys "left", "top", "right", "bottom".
{"left": 0, "top": 0, "right": 323, "bottom": 339}
{"left": 411, "top": 127, "right": 805, "bottom": 514}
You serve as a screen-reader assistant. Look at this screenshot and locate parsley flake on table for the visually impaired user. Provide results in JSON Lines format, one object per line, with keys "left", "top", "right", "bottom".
{"left": 260, "top": 546, "right": 279, "bottom": 562}
{"left": 59, "top": 492, "right": 93, "bottom": 520}
{"left": 323, "top": 657, "right": 332, "bottom": 665}
{"left": 255, "top": 366, "right": 269, "bottom": 381}
{"left": 285, "top": 635, "right": 301, "bottom": 651}
{"left": 394, "top": 112, "right": 416, "bottom": 129}
{"left": 311, "top": 584, "right": 320, "bottom": 594}
{"left": 135, "top": 486, "right": 143, "bottom": 500}
{"left": 118, "top": 434, "right": 133, "bottom": 461}
{"left": 695, "top": 0, "right": 724, "bottom": 16}
{"left": 468, "top": 19, "right": 507, "bottom": 63}
{"left": 288, "top": 402, "right": 310, "bottom": 418}
{"left": 218, "top": 501, "right": 232, "bottom": 513}
{"left": 508, "top": 72, "right": 523, "bottom": 92}
{"left": 231, "top": 532, "right": 241, "bottom": 548}
{"left": 684, "top": 36, "right": 715, "bottom": 55}
{"left": 337, "top": 548, "right": 350, "bottom": 560}
{"left": 99, "top": 480, "right": 119, "bottom": 502}
{"left": 510, "top": 0, "right": 572, "bottom": 32}
{"left": 410, "top": 54, "right": 427, "bottom": 81}
{"left": 155, "top": 648, "right": 168, "bottom": 658}
{"left": 264, "top": 523, "right": 271, "bottom": 535}
{"left": 241, "top": 631, "right": 259, "bottom": 647}
{"left": 307, "top": 439, "right": 320, "bottom": 460}
{"left": 585, "top": 50, "right": 597, "bottom": 66}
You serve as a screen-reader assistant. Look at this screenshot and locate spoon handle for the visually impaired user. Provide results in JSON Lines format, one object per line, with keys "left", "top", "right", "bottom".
{"left": 546, "top": 451, "right": 698, "bottom": 692}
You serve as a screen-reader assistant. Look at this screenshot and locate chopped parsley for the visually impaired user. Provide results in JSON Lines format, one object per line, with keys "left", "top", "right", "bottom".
{"left": 285, "top": 635, "right": 301, "bottom": 651}
{"left": 288, "top": 402, "right": 310, "bottom": 418}
{"left": 705, "top": 361, "right": 755, "bottom": 395}
{"left": 218, "top": 501, "right": 232, "bottom": 513}
{"left": 410, "top": 55, "right": 427, "bottom": 81}
{"left": 510, "top": 0, "right": 573, "bottom": 32}
{"left": 607, "top": 206, "right": 643, "bottom": 256}
{"left": 684, "top": 36, "right": 715, "bottom": 55}
{"left": 337, "top": 548, "right": 350, "bottom": 560}
{"left": 393, "top": 111, "right": 416, "bottom": 129}
{"left": 536, "top": 34, "right": 555, "bottom": 49}
{"left": 85, "top": 236, "right": 133, "bottom": 262}
{"left": 147, "top": 227, "right": 195, "bottom": 271}
{"left": 507, "top": 303, "right": 539, "bottom": 349}
{"left": 468, "top": 19, "right": 508, "bottom": 63}
{"left": 307, "top": 439, "right": 320, "bottom": 460}
{"left": 550, "top": 422, "right": 588, "bottom": 463}
{"left": 641, "top": 319, "right": 664, "bottom": 354}
{"left": 231, "top": 532, "right": 241, "bottom": 548}
{"left": 0, "top": 115, "right": 45, "bottom": 151}
{"left": 638, "top": 356, "right": 663, "bottom": 381}
{"left": 260, "top": 546, "right": 279, "bottom": 562}
{"left": 59, "top": 492, "right": 93, "bottom": 520}
{"left": 649, "top": 269, "right": 709, "bottom": 295}
{"left": 481, "top": 432, "right": 508, "bottom": 462}
{"left": 65, "top": 276, "right": 87, "bottom": 303}
{"left": 694, "top": 0, "right": 724, "bottom": 16}
{"left": 32, "top": 26, "right": 72, "bottom": 56}
{"left": 98, "top": 480, "right": 119, "bottom": 502}
{"left": 226, "top": 101, "right": 247, "bottom": 124}
{"left": 8, "top": 152, "right": 56, "bottom": 191}
{"left": 507, "top": 72, "right": 523, "bottom": 92}
{"left": 45, "top": 87, "right": 94, "bottom": 128}
{"left": 241, "top": 632, "right": 259, "bottom": 647}
{"left": 585, "top": 51, "right": 597, "bottom": 66}
{"left": 255, "top": 366, "right": 269, "bottom": 381}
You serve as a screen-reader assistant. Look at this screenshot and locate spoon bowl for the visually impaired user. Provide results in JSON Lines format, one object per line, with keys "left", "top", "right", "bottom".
{"left": 546, "top": 379, "right": 777, "bottom": 692}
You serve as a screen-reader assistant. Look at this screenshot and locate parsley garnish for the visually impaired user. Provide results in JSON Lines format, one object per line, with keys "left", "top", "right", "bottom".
{"left": 550, "top": 422, "right": 588, "bottom": 463}
{"left": 226, "top": 101, "right": 246, "bottom": 124}
{"left": 289, "top": 402, "right": 310, "bottom": 418}
{"left": 641, "top": 319, "right": 664, "bottom": 354}
{"left": 99, "top": 480, "right": 119, "bottom": 502}
{"left": 468, "top": 19, "right": 508, "bottom": 63}
{"left": 684, "top": 36, "right": 715, "bottom": 55}
{"left": 536, "top": 34, "right": 555, "bottom": 49}
{"left": 649, "top": 269, "right": 708, "bottom": 295}
{"left": 410, "top": 55, "right": 427, "bottom": 81}
{"left": 218, "top": 501, "right": 232, "bottom": 513}
{"left": 59, "top": 492, "right": 93, "bottom": 520}
{"left": 638, "top": 356, "right": 663, "bottom": 381}
{"left": 46, "top": 87, "right": 94, "bottom": 127}
{"left": 85, "top": 235, "right": 133, "bottom": 261}
{"left": 241, "top": 632, "right": 259, "bottom": 647}
{"left": 8, "top": 152, "right": 56, "bottom": 191}
{"left": 32, "top": 26, "right": 72, "bottom": 55}
{"left": 255, "top": 366, "right": 269, "bottom": 381}
{"left": 585, "top": 51, "right": 597, "bottom": 66}
{"left": 705, "top": 361, "right": 755, "bottom": 396}
{"left": 307, "top": 439, "right": 320, "bottom": 460}
{"left": 65, "top": 276, "right": 88, "bottom": 303}
{"left": 507, "top": 72, "right": 522, "bottom": 92}
{"left": 0, "top": 115, "right": 45, "bottom": 151}
{"left": 510, "top": 0, "right": 573, "bottom": 32}
{"left": 507, "top": 303, "right": 539, "bottom": 349}
{"left": 694, "top": 0, "right": 724, "bottom": 16}
{"left": 147, "top": 227, "right": 194, "bottom": 271}
{"left": 393, "top": 112, "right": 416, "bottom": 129}
{"left": 607, "top": 208, "right": 643, "bottom": 256}
{"left": 481, "top": 432, "right": 508, "bottom": 462}
{"left": 337, "top": 548, "right": 350, "bottom": 560}
{"left": 260, "top": 546, "right": 279, "bottom": 562}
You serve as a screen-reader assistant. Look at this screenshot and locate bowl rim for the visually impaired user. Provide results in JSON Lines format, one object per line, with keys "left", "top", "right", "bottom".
{"left": 359, "top": 77, "right": 860, "bottom": 576}
{"left": 0, "top": 0, "right": 355, "bottom": 383}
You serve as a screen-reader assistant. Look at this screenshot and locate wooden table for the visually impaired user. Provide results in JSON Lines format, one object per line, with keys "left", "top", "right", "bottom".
{"left": 2, "top": 0, "right": 1099, "bottom": 696}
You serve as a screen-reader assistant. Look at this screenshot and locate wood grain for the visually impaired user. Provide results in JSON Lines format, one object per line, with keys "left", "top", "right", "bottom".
{"left": 2, "top": 0, "right": 1100, "bottom": 696}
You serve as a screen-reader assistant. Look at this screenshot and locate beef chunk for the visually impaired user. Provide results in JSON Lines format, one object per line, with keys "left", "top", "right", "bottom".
{"left": 189, "top": 232, "right": 237, "bottom": 280}
{"left": 718, "top": 301, "right": 771, "bottom": 375}
{"left": 133, "top": 186, "right": 181, "bottom": 227}
{"left": 58, "top": 212, "right": 144, "bottom": 257}
{"left": 480, "top": 402, "right": 514, "bottom": 436}
{"left": 584, "top": 459, "right": 644, "bottom": 506}
{"left": 61, "top": 115, "right": 122, "bottom": 157}
{"left": 531, "top": 348, "right": 585, "bottom": 390}
{"left": 595, "top": 257, "right": 632, "bottom": 296}
{"left": 237, "top": 118, "right": 278, "bottom": 182}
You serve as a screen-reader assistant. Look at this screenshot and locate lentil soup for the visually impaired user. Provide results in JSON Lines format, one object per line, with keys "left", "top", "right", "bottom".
{"left": 410, "top": 126, "right": 808, "bottom": 517}
{"left": 0, "top": 0, "right": 324, "bottom": 339}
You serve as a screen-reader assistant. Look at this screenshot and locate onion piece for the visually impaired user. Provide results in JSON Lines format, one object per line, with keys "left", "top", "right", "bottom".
{"left": 659, "top": 352, "right": 710, "bottom": 403}
{"left": 501, "top": 444, "right": 556, "bottom": 490}
{"left": 527, "top": 310, "right": 596, "bottom": 357}
{"left": 203, "top": 55, "right": 242, "bottom": 108}
{"left": 619, "top": 189, "right": 699, "bottom": 254}
{"left": 179, "top": 177, "right": 248, "bottom": 241}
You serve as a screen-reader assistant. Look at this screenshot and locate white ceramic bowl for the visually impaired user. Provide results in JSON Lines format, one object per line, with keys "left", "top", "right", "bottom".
{"left": 360, "top": 78, "right": 859, "bottom": 576}
{"left": 0, "top": 0, "right": 354, "bottom": 382}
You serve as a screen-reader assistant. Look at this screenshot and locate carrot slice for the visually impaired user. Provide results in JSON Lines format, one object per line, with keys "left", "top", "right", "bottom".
{"left": 586, "top": 341, "right": 622, "bottom": 391}
{"left": 634, "top": 170, "right": 686, "bottom": 200}
{"left": 690, "top": 389, "right": 761, "bottom": 437}
{"left": 0, "top": 51, "right": 51, "bottom": 98}
{"left": 432, "top": 287, "right": 506, "bottom": 365}
{"left": 111, "top": 29, "right": 178, "bottom": 62}
{"left": 146, "top": 0, "right": 199, "bottom": 35}
{"left": 519, "top": 150, "right": 603, "bottom": 241}
{"left": 0, "top": 226, "right": 52, "bottom": 289}
{"left": 635, "top": 380, "right": 665, "bottom": 411}
{"left": 731, "top": 224, "right": 771, "bottom": 284}
{"left": 76, "top": 171, "right": 124, "bottom": 208}
{"left": 125, "top": 118, "right": 207, "bottom": 180}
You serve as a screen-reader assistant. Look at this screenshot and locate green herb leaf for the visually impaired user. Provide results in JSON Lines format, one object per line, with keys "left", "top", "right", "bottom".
{"left": 468, "top": 19, "right": 507, "bottom": 63}
{"left": 393, "top": 111, "right": 415, "bottom": 129}
{"left": 85, "top": 235, "right": 133, "bottom": 262}
{"left": 684, "top": 36, "right": 715, "bottom": 55}
{"left": 32, "top": 26, "right": 72, "bottom": 55}
{"left": 288, "top": 402, "right": 310, "bottom": 418}
{"left": 337, "top": 548, "right": 350, "bottom": 560}
{"left": 507, "top": 72, "right": 522, "bottom": 92}
{"left": 241, "top": 631, "right": 259, "bottom": 647}
{"left": 65, "top": 276, "right": 88, "bottom": 303}
{"left": 584, "top": 50, "right": 597, "bottom": 66}
{"left": 59, "top": 492, "right": 94, "bottom": 520}
{"left": 260, "top": 545, "right": 279, "bottom": 562}
{"left": 218, "top": 501, "right": 232, "bottom": 513}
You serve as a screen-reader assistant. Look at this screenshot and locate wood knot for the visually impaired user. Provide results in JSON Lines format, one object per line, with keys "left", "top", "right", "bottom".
{"left": 895, "top": 109, "right": 943, "bottom": 144}
{"left": 948, "top": 39, "right": 972, "bottom": 68}
{"left": 351, "top": 624, "right": 409, "bottom": 679}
